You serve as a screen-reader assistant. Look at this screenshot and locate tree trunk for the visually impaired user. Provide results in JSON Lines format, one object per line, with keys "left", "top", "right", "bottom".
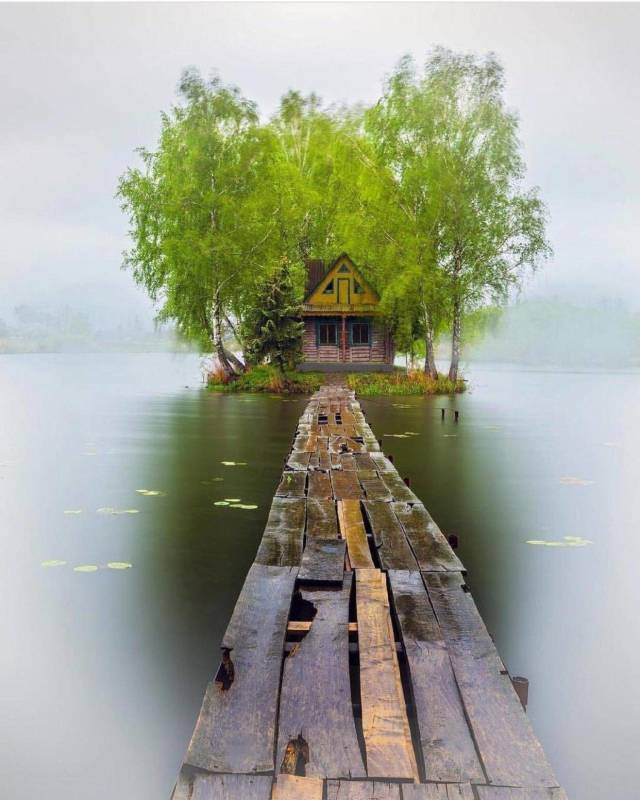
{"left": 424, "top": 322, "right": 439, "bottom": 380}
{"left": 213, "top": 297, "right": 235, "bottom": 379}
{"left": 448, "top": 297, "right": 462, "bottom": 382}
{"left": 224, "top": 347, "right": 245, "bottom": 373}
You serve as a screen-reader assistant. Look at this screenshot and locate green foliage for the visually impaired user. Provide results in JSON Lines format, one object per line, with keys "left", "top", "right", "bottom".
{"left": 208, "top": 365, "right": 323, "bottom": 394}
{"left": 241, "top": 257, "right": 305, "bottom": 373}
{"left": 346, "top": 370, "right": 465, "bottom": 396}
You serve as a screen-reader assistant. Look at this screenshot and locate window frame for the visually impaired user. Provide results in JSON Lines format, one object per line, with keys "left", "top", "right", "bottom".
{"left": 350, "top": 320, "right": 371, "bottom": 346}
{"left": 316, "top": 319, "right": 338, "bottom": 346}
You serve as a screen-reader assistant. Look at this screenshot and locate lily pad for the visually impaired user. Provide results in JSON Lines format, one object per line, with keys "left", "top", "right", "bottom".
{"left": 233, "top": 503, "right": 258, "bottom": 510}
{"left": 41, "top": 559, "right": 67, "bottom": 568}
{"left": 97, "top": 507, "right": 140, "bottom": 515}
{"left": 559, "top": 476, "right": 594, "bottom": 487}
{"left": 74, "top": 565, "right": 98, "bottom": 572}
{"left": 214, "top": 500, "right": 230, "bottom": 506}
{"left": 107, "top": 562, "right": 132, "bottom": 570}
{"left": 221, "top": 461, "right": 248, "bottom": 466}
{"left": 526, "top": 536, "right": 592, "bottom": 548}
{"left": 64, "top": 509, "right": 83, "bottom": 515}
{"left": 224, "top": 498, "right": 241, "bottom": 502}
{"left": 136, "top": 489, "right": 166, "bottom": 497}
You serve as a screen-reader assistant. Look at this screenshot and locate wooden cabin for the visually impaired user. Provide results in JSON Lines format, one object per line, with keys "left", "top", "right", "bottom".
{"left": 299, "top": 253, "right": 394, "bottom": 372}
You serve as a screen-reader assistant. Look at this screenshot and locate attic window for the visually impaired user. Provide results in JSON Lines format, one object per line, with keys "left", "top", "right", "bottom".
{"left": 353, "top": 281, "right": 364, "bottom": 294}
{"left": 323, "top": 280, "right": 334, "bottom": 294}
{"left": 338, "top": 264, "right": 350, "bottom": 273}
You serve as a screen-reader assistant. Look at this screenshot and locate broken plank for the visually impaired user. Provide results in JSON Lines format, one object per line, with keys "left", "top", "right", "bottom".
{"left": 475, "top": 790, "right": 569, "bottom": 800}
{"left": 331, "top": 452, "right": 357, "bottom": 470}
{"left": 306, "top": 498, "right": 339, "bottom": 538}
{"left": 255, "top": 497, "right": 306, "bottom": 566}
{"left": 402, "top": 784, "right": 474, "bottom": 800}
{"left": 424, "top": 573, "right": 559, "bottom": 788}
{"left": 379, "top": 471, "right": 420, "bottom": 503}
{"left": 387, "top": 571, "right": 483, "bottom": 783}
{"left": 271, "top": 774, "right": 324, "bottom": 799}
{"left": 190, "top": 773, "right": 273, "bottom": 800}
{"left": 363, "top": 502, "right": 418, "bottom": 570}
{"left": 338, "top": 499, "right": 374, "bottom": 569}
{"left": 355, "top": 568, "right": 418, "bottom": 781}
{"left": 394, "top": 504, "right": 464, "bottom": 572}
{"left": 185, "top": 564, "right": 297, "bottom": 774}
{"left": 276, "top": 471, "right": 307, "bottom": 497}
{"left": 308, "top": 469, "right": 333, "bottom": 499}
{"left": 326, "top": 780, "right": 401, "bottom": 799}
{"left": 298, "top": 538, "right": 346, "bottom": 585}
{"left": 288, "top": 620, "right": 357, "bottom": 634}
{"left": 276, "top": 575, "right": 365, "bottom": 779}
{"left": 332, "top": 469, "right": 364, "bottom": 500}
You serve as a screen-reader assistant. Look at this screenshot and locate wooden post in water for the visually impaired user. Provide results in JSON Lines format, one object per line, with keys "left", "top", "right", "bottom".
{"left": 441, "top": 408, "right": 445, "bottom": 420}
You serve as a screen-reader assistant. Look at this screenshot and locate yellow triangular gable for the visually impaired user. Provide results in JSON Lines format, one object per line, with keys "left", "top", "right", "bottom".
{"left": 304, "top": 253, "right": 379, "bottom": 307}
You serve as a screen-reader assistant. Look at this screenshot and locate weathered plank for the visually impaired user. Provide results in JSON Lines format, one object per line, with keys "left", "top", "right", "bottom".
{"left": 276, "top": 471, "right": 307, "bottom": 498}
{"left": 276, "top": 576, "right": 365, "bottom": 778}
{"left": 354, "top": 453, "right": 377, "bottom": 471}
{"left": 369, "top": 452, "right": 396, "bottom": 473}
{"left": 255, "top": 497, "right": 306, "bottom": 566}
{"left": 293, "top": 433, "right": 318, "bottom": 452}
{"left": 355, "top": 569, "right": 418, "bottom": 781}
{"left": 326, "top": 780, "right": 401, "bottom": 799}
{"left": 332, "top": 469, "right": 364, "bottom": 500}
{"left": 332, "top": 452, "right": 357, "bottom": 470}
{"left": 402, "top": 784, "right": 474, "bottom": 800}
{"left": 287, "top": 451, "right": 311, "bottom": 471}
{"left": 379, "top": 471, "right": 419, "bottom": 503}
{"left": 310, "top": 450, "right": 332, "bottom": 470}
{"left": 306, "top": 498, "right": 339, "bottom": 538}
{"left": 359, "top": 481, "right": 391, "bottom": 507}
{"left": 298, "top": 538, "right": 346, "bottom": 585}
{"left": 387, "top": 570, "right": 483, "bottom": 783}
{"left": 337, "top": 499, "right": 374, "bottom": 569}
{"left": 185, "top": 564, "right": 297, "bottom": 773}
{"left": 475, "top": 790, "right": 569, "bottom": 800}
{"left": 308, "top": 469, "right": 334, "bottom": 499}
{"left": 362, "top": 502, "right": 417, "bottom": 570}
{"left": 271, "top": 774, "right": 324, "bottom": 799}
{"left": 394, "top": 503, "right": 464, "bottom": 572}
{"left": 190, "top": 773, "right": 273, "bottom": 800}
{"left": 425, "top": 572, "right": 559, "bottom": 788}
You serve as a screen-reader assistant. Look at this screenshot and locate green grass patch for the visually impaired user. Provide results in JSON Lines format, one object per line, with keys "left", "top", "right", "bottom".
{"left": 346, "top": 370, "right": 465, "bottom": 396}
{"left": 208, "top": 365, "right": 323, "bottom": 394}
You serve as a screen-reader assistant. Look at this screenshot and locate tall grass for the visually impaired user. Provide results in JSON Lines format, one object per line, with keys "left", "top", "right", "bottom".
{"left": 208, "top": 365, "right": 323, "bottom": 394}
{"left": 346, "top": 370, "right": 465, "bottom": 396}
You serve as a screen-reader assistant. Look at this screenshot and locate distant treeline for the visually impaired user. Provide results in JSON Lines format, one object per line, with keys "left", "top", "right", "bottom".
{"left": 118, "top": 49, "right": 549, "bottom": 381}
{"left": 463, "top": 299, "right": 640, "bottom": 368}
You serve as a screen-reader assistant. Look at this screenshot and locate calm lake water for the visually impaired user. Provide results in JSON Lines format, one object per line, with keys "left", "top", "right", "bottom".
{"left": 1, "top": 353, "right": 637, "bottom": 799}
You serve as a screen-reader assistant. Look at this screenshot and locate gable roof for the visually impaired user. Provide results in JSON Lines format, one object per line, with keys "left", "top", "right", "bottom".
{"left": 303, "top": 252, "right": 378, "bottom": 303}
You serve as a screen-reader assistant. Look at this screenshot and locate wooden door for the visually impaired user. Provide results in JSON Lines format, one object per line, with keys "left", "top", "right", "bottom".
{"left": 337, "top": 278, "right": 350, "bottom": 305}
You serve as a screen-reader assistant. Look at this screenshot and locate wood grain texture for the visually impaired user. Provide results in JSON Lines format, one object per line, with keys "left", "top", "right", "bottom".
{"left": 332, "top": 452, "right": 358, "bottom": 470}
{"left": 276, "top": 576, "right": 366, "bottom": 779}
{"left": 332, "top": 469, "right": 364, "bottom": 500}
{"left": 360, "top": 476, "right": 394, "bottom": 502}
{"left": 402, "top": 784, "right": 474, "bottom": 800}
{"left": 354, "top": 453, "right": 377, "bottom": 471}
{"left": 394, "top": 504, "right": 464, "bottom": 573}
{"left": 363, "top": 502, "right": 418, "bottom": 570}
{"left": 338, "top": 499, "right": 374, "bottom": 568}
{"left": 474, "top": 790, "right": 569, "bottom": 800}
{"left": 255, "top": 497, "right": 306, "bottom": 566}
{"left": 355, "top": 569, "right": 419, "bottom": 781}
{"left": 308, "top": 469, "right": 334, "bottom": 499}
{"left": 287, "top": 452, "right": 311, "bottom": 471}
{"left": 190, "top": 773, "right": 273, "bottom": 800}
{"left": 298, "top": 538, "right": 346, "bottom": 585}
{"left": 424, "top": 573, "right": 559, "bottom": 788}
{"left": 185, "top": 564, "right": 297, "bottom": 773}
{"left": 387, "top": 570, "right": 483, "bottom": 784}
{"left": 306, "top": 498, "right": 339, "bottom": 538}
{"left": 378, "top": 472, "right": 419, "bottom": 503}
{"left": 326, "top": 780, "right": 401, "bottom": 799}
{"left": 369, "top": 453, "right": 396, "bottom": 473}
{"left": 276, "top": 471, "right": 307, "bottom": 497}
{"left": 271, "top": 774, "right": 324, "bottom": 799}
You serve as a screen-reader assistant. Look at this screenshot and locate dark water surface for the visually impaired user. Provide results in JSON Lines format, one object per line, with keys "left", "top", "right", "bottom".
{"left": 1, "top": 355, "right": 636, "bottom": 799}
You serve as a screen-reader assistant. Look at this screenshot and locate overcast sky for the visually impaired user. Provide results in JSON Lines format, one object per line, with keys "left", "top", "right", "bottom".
{"left": 1, "top": 1, "right": 639, "bottom": 326}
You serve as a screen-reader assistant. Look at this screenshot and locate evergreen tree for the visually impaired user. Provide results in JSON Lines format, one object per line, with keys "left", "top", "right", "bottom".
{"left": 241, "top": 258, "right": 305, "bottom": 376}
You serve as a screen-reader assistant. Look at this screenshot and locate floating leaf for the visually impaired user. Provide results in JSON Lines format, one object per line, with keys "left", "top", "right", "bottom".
{"left": 41, "top": 559, "right": 67, "bottom": 567}
{"left": 64, "top": 509, "right": 83, "bottom": 515}
{"left": 526, "top": 536, "right": 592, "bottom": 548}
{"left": 442, "top": 434, "right": 457, "bottom": 438}
{"left": 404, "top": 431, "right": 420, "bottom": 435}
{"left": 559, "top": 476, "right": 594, "bottom": 487}
{"left": 214, "top": 500, "right": 230, "bottom": 506}
{"left": 235, "top": 504, "right": 258, "bottom": 510}
{"left": 107, "top": 562, "right": 132, "bottom": 570}
{"left": 224, "top": 498, "right": 241, "bottom": 502}
{"left": 97, "top": 507, "right": 139, "bottom": 515}
{"left": 74, "top": 565, "right": 98, "bottom": 572}
{"left": 136, "top": 489, "right": 166, "bottom": 497}
{"left": 384, "top": 433, "right": 409, "bottom": 439}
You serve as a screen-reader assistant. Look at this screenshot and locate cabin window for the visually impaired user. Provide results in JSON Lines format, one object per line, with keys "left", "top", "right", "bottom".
{"left": 318, "top": 322, "right": 338, "bottom": 345}
{"left": 353, "top": 281, "right": 364, "bottom": 294}
{"left": 323, "top": 280, "right": 334, "bottom": 294}
{"left": 338, "top": 264, "right": 350, "bottom": 273}
{"left": 351, "top": 322, "right": 370, "bottom": 345}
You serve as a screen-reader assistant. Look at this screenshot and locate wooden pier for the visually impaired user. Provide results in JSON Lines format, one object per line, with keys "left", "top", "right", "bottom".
{"left": 172, "top": 386, "right": 567, "bottom": 800}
